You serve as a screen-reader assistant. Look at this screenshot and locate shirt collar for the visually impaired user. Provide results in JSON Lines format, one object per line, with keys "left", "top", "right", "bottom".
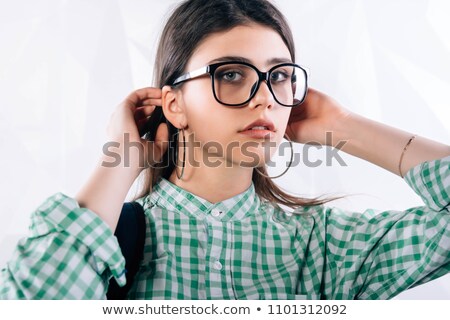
{"left": 145, "top": 177, "right": 261, "bottom": 221}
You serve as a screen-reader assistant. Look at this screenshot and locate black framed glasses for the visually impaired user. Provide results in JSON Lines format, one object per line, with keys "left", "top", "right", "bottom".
{"left": 171, "top": 61, "right": 308, "bottom": 107}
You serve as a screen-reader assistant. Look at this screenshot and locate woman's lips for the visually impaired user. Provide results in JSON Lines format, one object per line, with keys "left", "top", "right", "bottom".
{"left": 239, "top": 128, "right": 275, "bottom": 139}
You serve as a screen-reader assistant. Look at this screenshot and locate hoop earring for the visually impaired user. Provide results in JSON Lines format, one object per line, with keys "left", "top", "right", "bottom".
{"left": 175, "top": 127, "right": 186, "bottom": 180}
{"left": 254, "top": 134, "right": 294, "bottom": 179}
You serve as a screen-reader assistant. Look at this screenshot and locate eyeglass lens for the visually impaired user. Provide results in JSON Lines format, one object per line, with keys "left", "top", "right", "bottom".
{"left": 213, "top": 64, "right": 306, "bottom": 106}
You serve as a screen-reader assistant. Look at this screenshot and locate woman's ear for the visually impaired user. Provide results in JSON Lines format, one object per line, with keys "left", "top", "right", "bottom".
{"left": 161, "top": 85, "right": 187, "bottom": 129}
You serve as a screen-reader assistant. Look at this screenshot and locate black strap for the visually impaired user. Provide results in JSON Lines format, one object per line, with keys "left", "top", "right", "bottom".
{"left": 107, "top": 202, "right": 146, "bottom": 299}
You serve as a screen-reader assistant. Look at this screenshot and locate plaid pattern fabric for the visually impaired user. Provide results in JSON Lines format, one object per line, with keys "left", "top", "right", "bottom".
{"left": 1, "top": 156, "right": 449, "bottom": 299}
{"left": 0, "top": 194, "right": 126, "bottom": 299}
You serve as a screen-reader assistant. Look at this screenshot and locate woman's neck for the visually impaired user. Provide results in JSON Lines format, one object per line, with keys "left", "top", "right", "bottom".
{"left": 168, "top": 163, "right": 253, "bottom": 203}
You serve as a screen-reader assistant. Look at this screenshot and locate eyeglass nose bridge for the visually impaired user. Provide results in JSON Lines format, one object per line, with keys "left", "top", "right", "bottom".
{"left": 249, "top": 69, "right": 275, "bottom": 100}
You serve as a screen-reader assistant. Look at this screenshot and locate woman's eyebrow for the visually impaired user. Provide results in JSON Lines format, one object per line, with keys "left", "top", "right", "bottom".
{"left": 208, "top": 56, "right": 293, "bottom": 65}
{"left": 208, "top": 56, "right": 251, "bottom": 64}
{"left": 267, "top": 57, "right": 293, "bottom": 65}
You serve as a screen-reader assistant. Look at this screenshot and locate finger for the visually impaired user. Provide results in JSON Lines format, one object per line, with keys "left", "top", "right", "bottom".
{"left": 140, "top": 98, "right": 162, "bottom": 107}
{"left": 125, "top": 87, "right": 162, "bottom": 106}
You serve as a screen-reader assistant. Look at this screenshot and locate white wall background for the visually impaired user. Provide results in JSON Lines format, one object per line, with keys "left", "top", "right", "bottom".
{"left": 0, "top": 0, "right": 449, "bottom": 299}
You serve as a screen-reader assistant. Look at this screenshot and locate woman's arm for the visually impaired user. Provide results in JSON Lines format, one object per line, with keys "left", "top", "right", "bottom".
{"left": 286, "top": 88, "right": 450, "bottom": 175}
{"left": 0, "top": 193, "right": 126, "bottom": 299}
{"left": 0, "top": 87, "right": 168, "bottom": 299}
{"left": 76, "top": 87, "right": 167, "bottom": 231}
{"left": 334, "top": 112, "right": 450, "bottom": 177}
{"left": 75, "top": 150, "right": 143, "bottom": 231}
{"left": 316, "top": 156, "right": 450, "bottom": 299}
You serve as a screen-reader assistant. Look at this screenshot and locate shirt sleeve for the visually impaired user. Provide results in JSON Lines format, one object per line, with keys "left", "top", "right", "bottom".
{"left": 322, "top": 156, "right": 450, "bottom": 299}
{"left": 0, "top": 193, "right": 126, "bottom": 299}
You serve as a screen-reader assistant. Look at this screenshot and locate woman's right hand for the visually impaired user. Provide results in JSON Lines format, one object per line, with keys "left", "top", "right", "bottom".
{"left": 105, "top": 87, "right": 169, "bottom": 173}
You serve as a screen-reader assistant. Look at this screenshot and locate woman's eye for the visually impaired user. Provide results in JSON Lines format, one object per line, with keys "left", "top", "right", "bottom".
{"left": 270, "top": 71, "right": 288, "bottom": 82}
{"left": 218, "top": 71, "right": 242, "bottom": 82}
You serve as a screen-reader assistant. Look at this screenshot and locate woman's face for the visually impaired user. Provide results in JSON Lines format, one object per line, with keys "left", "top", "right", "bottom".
{"left": 177, "top": 23, "right": 293, "bottom": 168}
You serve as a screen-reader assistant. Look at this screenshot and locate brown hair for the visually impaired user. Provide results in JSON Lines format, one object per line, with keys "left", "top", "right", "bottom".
{"left": 133, "top": 0, "right": 335, "bottom": 208}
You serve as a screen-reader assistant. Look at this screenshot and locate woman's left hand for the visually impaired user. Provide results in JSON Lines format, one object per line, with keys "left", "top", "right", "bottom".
{"left": 285, "top": 87, "right": 352, "bottom": 146}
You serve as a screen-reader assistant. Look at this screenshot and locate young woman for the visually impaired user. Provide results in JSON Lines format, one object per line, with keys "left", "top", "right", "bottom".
{"left": 1, "top": 0, "right": 449, "bottom": 299}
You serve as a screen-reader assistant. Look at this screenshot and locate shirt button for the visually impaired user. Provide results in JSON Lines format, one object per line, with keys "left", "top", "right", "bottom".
{"left": 213, "top": 260, "right": 223, "bottom": 270}
{"left": 211, "top": 209, "right": 223, "bottom": 217}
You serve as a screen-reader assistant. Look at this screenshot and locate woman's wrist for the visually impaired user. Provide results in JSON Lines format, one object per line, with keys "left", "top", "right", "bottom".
{"left": 328, "top": 111, "right": 450, "bottom": 175}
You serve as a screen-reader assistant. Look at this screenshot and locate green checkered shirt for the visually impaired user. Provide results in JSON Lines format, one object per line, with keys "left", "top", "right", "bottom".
{"left": 1, "top": 156, "right": 449, "bottom": 299}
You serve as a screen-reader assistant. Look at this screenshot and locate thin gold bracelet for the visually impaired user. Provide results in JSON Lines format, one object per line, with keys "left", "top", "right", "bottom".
{"left": 399, "top": 135, "right": 416, "bottom": 178}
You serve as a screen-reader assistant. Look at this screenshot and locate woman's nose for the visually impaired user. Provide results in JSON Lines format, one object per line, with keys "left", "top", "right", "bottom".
{"left": 248, "top": 80, "right": 275, "bottom": 109}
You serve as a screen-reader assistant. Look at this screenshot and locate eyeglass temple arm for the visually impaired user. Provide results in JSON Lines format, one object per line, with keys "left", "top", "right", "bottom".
{"left": 172, "top": 66, "right": 210, "bottom": 85}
